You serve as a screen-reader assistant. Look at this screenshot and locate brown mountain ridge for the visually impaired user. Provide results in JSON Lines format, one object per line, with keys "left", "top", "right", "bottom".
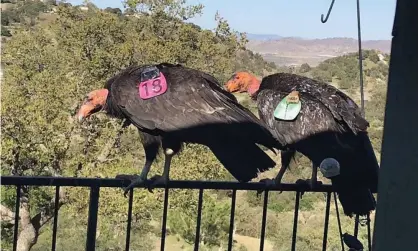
{"left": 246, "top": 36, "right": 391, "bottom": 66}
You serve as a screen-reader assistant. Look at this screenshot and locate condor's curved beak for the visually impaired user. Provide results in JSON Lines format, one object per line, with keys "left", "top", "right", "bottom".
{"left": 224, "top": 79, "right": 240, "bottom": 93}
{"left": 76, "top": 101, "right": 96, "bottom": 122}
{"left": 76, "top": 89, "right": 109, "bottom": 123}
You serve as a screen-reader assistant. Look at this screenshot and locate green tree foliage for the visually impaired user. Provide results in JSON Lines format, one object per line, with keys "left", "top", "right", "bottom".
{"left": 2, "top": 14, "right": 10, "bottom": 26}
{"left": 1, "top": 0, "right": 50, "bottom": 26}
{"left": 168, "top": 193, "right": 230, "bottom": 247}
{"left": 362, "top": 49, "right": 380, "bottom": 63}
{"left": 311, "top": 68, "right": 333, "bottom": 83}
{"left": 309, "top": 49, "right": 388, "bottom": 91}
{"left": 104, "top": 7, "right": 122, "bottom": 15}
{"left": 1, "top": 10, "right": 21, "bottom": 25}
{"left": 234, "top": 49, "right": 278, "bottom": 77}
{"left": 299, "top": 63, "right": 311, "bottom": 73}
{"left": 1, "top": 26, "right": 12, "bottom": 36}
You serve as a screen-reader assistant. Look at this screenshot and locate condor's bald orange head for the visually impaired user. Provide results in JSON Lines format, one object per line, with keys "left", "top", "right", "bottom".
{"left": 76, "top": 89, "right": 109, "bottom": 122}
{"left": 224, "top": 72, "right": 261, "bottom": 98}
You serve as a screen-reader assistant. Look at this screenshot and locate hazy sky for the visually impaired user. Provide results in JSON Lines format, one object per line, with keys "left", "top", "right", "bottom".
{"left": 68, "top": 0, "right": 397, "bottom": 40}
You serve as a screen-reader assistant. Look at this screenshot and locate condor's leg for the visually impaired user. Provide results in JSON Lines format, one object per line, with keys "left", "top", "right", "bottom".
{"left": 257, "top": 149, "right": 295, "bottom": 195}
{"left": 296, "top": 163, "right": 323, "bottom": 191}
{"left": 306, "top": 163, "right": 322, "bottom": 189}
{"left": 148, "top": 140, "right": 181, "bottom": 192}
{"left": 121, "top": 132, "right": 161, "bottom": 197}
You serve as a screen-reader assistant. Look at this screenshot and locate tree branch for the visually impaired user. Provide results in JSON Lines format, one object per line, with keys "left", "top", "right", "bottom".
{"left": 0, "top": 204, "right": 16, "bottom": 225}
{"left": 96, "top": 121, "right": 125, "bottom": 163}
{"left": 31, "top": 187, "right": 68, "bottom": 231}
{"left": 19, "top": 186, "right": 31, "bottom": 227}
{"left": 96, "top": 135, "right": 120, "bottom": 163}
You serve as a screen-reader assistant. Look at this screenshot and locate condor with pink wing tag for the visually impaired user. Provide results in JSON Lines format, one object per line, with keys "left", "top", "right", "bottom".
{"left": 138, "top": 68, "right": 168, "bottom": 100}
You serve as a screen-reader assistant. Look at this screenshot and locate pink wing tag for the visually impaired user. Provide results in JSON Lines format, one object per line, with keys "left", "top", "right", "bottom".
{"left": 138, "top": 73, "right": 168, "bottom": 100}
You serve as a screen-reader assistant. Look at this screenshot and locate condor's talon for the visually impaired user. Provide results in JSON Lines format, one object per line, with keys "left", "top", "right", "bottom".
{"left": 257, "top": 178, "right": 282, "bottom": 197}
{"left": 147, "top": 175, "right": 169, "bottom": 193}
{"left": 295, "top": 178, "right": 322, "bottom": 197}
{"left": 295, "top": 178, "right": 309, "bottom": 188}
{"left": 123, "top": 187, "right": 131, "bottom": 198}
{"left": 122, "top": 176, "right": 147, "bottom": 198}
{"left": 295, "top": 178, "right": 322, "bottom": 190}
{"left": 309, "top": 179, "right": 323, "bottom": 189}
{"left": 295, "top": 179, "right": 310, "bottom": 197}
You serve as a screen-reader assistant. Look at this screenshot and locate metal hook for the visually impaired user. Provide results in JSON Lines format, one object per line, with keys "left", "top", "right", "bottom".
{"left": 321, "top": 0, "right": 336, "bottom": 23}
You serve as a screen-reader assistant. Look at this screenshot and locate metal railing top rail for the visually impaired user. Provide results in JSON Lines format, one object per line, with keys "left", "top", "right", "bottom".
{"left": 1, "top": 175, "right": 336, "bottom": 192}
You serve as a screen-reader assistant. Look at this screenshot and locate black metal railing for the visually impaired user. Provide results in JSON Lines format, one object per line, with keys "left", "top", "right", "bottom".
{"left": 0, "top": 176, "right": 357, "bottom": 251}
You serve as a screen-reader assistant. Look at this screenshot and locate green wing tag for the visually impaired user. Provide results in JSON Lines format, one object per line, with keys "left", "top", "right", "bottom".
{"left": 273, "top": 91, "right": 302, "bottom": 121}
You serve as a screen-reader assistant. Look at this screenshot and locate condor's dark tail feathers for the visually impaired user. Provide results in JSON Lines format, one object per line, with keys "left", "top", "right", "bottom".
{"left": 333, "top": 179, "right": 376, "bottom": 217}
{"left": 207, "top": 137, "right": 276, "bottom": 182}
{"left": 330, "top": 171, "right": 377, "bottom": 217}
{"left": 331, "top": 133, "right": 379, "bottom": 217}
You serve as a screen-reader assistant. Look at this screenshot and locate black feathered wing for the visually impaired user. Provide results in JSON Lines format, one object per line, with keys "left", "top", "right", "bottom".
{"left": 257, "top": 89, "right": 343, "bottom": 146}
{"left": 110, "top": 66, "right": 280, "bottom": 150}
{"left": 259, "top": 73, "right": 369, "bottom": 134}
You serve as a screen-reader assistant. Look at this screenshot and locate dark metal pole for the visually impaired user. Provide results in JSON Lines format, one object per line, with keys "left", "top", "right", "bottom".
{"left": 86, "top": 186, "right": 100, "bottom": 251}
{"left": 259, "top": 191, "right": 269, "bottom": 251}
{"left": 160, "top": 187, "right": 169, "bottom": 251}
{"left": 51, "top": 186, "right": 60, "bottom": 251}
{"left": 227, "top": 190, "right": 237, "bottom": 251}
{"left": 291, "top": 192, "right": 301, "bottom": 251}
{"left": 194, "top": 189, "right": 204, "bottom": 251}
{"left": 12, "top": 185, "right": 21, "bottom": 251}
{"left": 356, "top": 0, "right": 365, "bottom": 116}
{"left": 354, "top": 214, "right": 360, "bottom": 237}
{"left": 125, "top": 188, "right": 134, "bottom": 251}
{"left": 322, "top": 192, "right": 332, "bottom": 251}
{"left": 334, "top": 193, "right": 345, "bottom": 251}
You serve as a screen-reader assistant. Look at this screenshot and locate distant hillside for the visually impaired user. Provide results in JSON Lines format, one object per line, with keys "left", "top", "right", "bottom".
{"left": 246, "top": 36, "right": 392, "bottom": 66}
{"left": 245, "top": 33, "right": 283, "bottom": 41}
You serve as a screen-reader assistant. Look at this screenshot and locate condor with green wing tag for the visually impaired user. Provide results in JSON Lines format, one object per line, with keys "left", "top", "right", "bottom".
{"left": 273, "top": 91, "right": 301, "bottom": 121}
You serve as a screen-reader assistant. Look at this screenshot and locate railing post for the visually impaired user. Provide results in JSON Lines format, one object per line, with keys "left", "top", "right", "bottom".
{"left": 13, "top": 185, "right": 21, "bottom": 251}
{"left": 227, "top": 189, "right": 237, "bottom": 251}
{"left": 194, "top": 189, "right": 204, "bottom": 251}
{"left": 160, "top": 187, "right": 170, "bottom": 251}
{"left": 125, "top": 188, "right": 134, "bottom": 251}
{"left": 51, "top": 186, "right": 60, "bottom": 251}
{"left": 334, "top": 192, "right": 345, "bottom": 251}
{"left": 259, "top": 191, "right": 269, "bottom": 251}
{"left": 322, "top": 192, "right": 332, "bottom": 251}
{"left": 86, "top": 185, "right": 100, "bottom": 251}
{"left": 291, "top": 191, "right": 301, "bottom": 251}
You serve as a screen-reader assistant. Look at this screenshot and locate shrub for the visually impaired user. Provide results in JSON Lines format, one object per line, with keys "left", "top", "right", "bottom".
{"left": 1, "top": 26, "right": 12, "bottom": 36}
{"left": 300, "top": 63, "right": 311, "bottom": 73}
